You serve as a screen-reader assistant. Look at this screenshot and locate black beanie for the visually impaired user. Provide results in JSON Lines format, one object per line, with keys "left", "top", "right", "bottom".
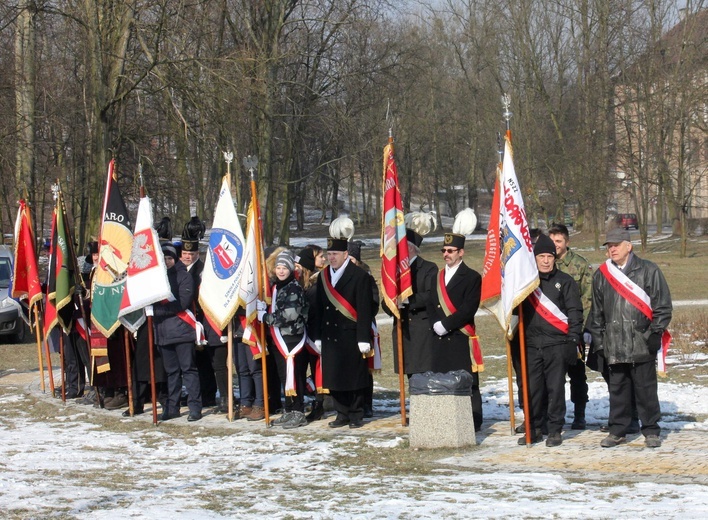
{"left": 297, "top": 248, "right": 316, "bottom": 272}
{"left": 533, "top": 233, "right": 556, "bottom": 257}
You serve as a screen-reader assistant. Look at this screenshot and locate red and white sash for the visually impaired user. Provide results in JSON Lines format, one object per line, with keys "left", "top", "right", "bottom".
{"left": 176, "top": 307, "right": 207, "bottom": 345}
{"left": 305, "top": 336, "right": 327, "bottom": 393}
{"left": 527, "top": 287, "right": 569, "bottom": 334}
{"left": 437, "top": 270, "right": 484, "bottom": 372}
{"left": 268, "top": 286, "right": 307, "bottom": 396}
{"left": 599, "top": 259, "right": 671, "bottom": 375}
{"left": 322, "top": 268, "right": 376, "bottom": 360}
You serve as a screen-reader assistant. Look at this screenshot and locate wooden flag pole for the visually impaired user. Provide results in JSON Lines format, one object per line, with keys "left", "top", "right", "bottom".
{"left": 33, "top": 305, "right": 45, "bottom": 392}
{"left": 505, "top": 337, "right": 516, "bottom": 434}
{"left": 395, "top": 317, "right": 407, "bottom": 426}
{"left": 124, "top": 328, "right": 134, "bottom": 416}
{"left": 227, "top": 322, "right": 234, "bottom": 421}
{"left": 518, "top": 306, "right": 532, "bottom": 446}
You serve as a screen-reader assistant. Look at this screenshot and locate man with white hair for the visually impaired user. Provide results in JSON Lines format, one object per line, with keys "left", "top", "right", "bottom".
{"left": 589, "top": 228, "right": 672, "bottom": 448}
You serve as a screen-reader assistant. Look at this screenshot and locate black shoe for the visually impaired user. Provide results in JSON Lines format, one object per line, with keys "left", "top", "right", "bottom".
{"left": 215, "top": 397, "right": 228, "bottom": 414}
{"left": 349, "top": 419, "right": 364, "bottom": 429}
{"left": 282, "top": 411, "right": 308, "bottom": 429}
{"left": 545, "top": 432, "right": 562, "bottom": 447}
{"left": 571, "top": 418, "right": 586, "bottom": 430}
{"left": 306, "top": 401, "right": 324, "bottom": 423}
{"left": 627, "top": 419, "right": 640, "bottom": 434}
{"left": 645, "top": 435, "right": 662, "bottom": 448}
{"left": 122, "top": 407, "right": 144, "bottom": 417}
{"left": 601, "top": 434, "right": 626, "bottom": 448}
{"left": 600, "top": 424, "right": 610, "bottom": 432}
{"left": 329, "top": 417, "right": 349, "bottom": 428}
{"left": 518, "top": 429, "right": 543, "bottom": 445}
{"left": 515, "top": 423, "right": 525, "bottom": 434}
{"left": 160, "top": 411, "right": 180, "bottom": 421}
{"left": 271, "top": 411, "right": 295, "bottom": 426}
{"left": 187, "top": 411, "right": 203, "bottom": 422}
{"left": 363, "top": 406, "right": 373, "bottom": 419}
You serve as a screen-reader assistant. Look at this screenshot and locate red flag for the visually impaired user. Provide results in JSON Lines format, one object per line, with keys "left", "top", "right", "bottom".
{"left": 12, "top": 199, "right": 42, "bottom": 312}
{"left": 481, "top": 164, "right": 502, "bottom": 307}
{"left": 380, "top": 140, "right": 412, "bottom": 318}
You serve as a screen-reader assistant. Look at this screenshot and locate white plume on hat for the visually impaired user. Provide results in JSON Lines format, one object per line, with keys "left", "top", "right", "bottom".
{"left": 452, "top": 208, "right": 477, "bottom": 236}
{"left": 329, "top": 216, "right": 355, "bottom": 241}
{"left": 404, "top": 211, "right": 437, "bottom": 237}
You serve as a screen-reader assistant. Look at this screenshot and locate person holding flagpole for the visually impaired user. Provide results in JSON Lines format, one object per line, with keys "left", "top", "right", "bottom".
{"left": 589, "top": 227, "right": 672, "bottom": 448}
{"left": 428, "top": 209, "right": 484, "bottom": 432}
{"left": 517, "top": 233, "right": 583, "bottom": 447}
{"left": 153, "top": 243, "right": 202, "bottom": 422}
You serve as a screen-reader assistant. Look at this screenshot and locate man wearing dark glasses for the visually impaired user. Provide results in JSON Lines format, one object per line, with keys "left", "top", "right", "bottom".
{"left": 428, "top": 231, "right": 483, "bottom": 431}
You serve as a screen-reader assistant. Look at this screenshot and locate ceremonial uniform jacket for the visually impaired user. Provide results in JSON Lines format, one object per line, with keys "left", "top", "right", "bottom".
{"left": 589, "top": 254, "right": 672, "bottom": 365}
{"left": 153, "top": 260, "right": 196, "bottom": 346}
{"left": 313, "top": 261, "right": 374, "bottom": 391}
{"left": 385, "top": 256, "right": 438, "bottom": 375}
{"left": 427, "top": 261, "right": 481, "bottom": 375}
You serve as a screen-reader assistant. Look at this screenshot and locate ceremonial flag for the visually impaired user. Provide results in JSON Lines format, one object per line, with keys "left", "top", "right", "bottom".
{"left": 380, "top": 140, "right": 413, "bottom": 318}
{"left": 118, "top": 196, "right": 172, "bottom": 332}
{"left": 43, "top": 210, "right": 58, "bottom": 337}
{"left": 91, "top": 160, "right": 134, "bottom": 336}
{"left": 237, "top": 201, "right": 269, "bottom": 357}
{"left": 46, "top": 188, "right": 78, "bottom": 334}
{"left": 481, "top": 137, "right": 538, "bottom": 337}
{"left": 199, "top": 177, "right": 246, "bottom": 330}
{"left": 12, "top": 199, "right": 42, "bottom": 313}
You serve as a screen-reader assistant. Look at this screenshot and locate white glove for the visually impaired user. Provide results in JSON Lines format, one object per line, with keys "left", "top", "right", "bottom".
{"left": 145, "top": 305, "right": 154, "bottom": 317}
{"left": 313, "top": 340, "right": 322, "bottom": 354}
{"left": 220, "top": 336, "right": 228, "bottom": 344}
{"left": 256, "top": 300, "right": 267, "bottom": 312}
{"left": 358, "top": 342, "right": 371, "bottom": 354}
{"left": 257, "top": 309, "right": 266, "bottom": 321}
{"left": 583, "top": 332, "right": 592, "bottom": 346}
{"left": 433, "top": 321, "right": 447, "bottom": 336}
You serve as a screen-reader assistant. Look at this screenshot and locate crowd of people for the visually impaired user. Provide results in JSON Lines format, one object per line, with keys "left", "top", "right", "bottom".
{"left": 53, "top": 213, "right": 672, "bottom": 448}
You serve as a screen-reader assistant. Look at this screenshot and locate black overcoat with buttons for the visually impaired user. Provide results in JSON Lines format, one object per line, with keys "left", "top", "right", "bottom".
{"left": 427, "top": 261, "right": 482, "bottom": 374}
{"left": 313, "top": 261, "right": 374, "bottom": 391}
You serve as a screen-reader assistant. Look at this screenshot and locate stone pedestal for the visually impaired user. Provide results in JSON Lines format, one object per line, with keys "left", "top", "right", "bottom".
{"left": 409, "top": 394, "right": 476, "bottom": 449}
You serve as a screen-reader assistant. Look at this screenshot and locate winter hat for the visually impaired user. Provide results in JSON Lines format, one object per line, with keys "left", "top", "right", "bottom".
{"left": 275, "top": 250, "right": 295, "bottom": 272}
{"left": 161, "top": 243, "right": 178, "bottom": 260}
{"left": 297, "top": 247, "right": 316, "bottom": 272}
{"left": 347, "top": 241, "right": 363, "bottom": 263}
{"left": 84, "top": 241, "right": 99, "bottom": 264}
{"left": 533, "top": 233, "right": 556, "bottom": 257}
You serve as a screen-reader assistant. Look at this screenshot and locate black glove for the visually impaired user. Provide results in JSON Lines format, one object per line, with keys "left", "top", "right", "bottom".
{"left": 648, "top": 332, "right": 662, "bottom": 355}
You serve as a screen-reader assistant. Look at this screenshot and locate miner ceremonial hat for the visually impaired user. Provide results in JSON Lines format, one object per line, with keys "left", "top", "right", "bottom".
{"left": 182, "top": 216, "right": 205, "bottom": 252}
{"left": 603, "top": 227, "right": 631, "bottom": 246}
{"left": 328, "top": 216, "right": 354, "bottom": 252}
{"left": 443, "top": 232, "right": 465, "bottom": 250}
{"left": 84, "top": 241, "right": 99, "bottom": 265}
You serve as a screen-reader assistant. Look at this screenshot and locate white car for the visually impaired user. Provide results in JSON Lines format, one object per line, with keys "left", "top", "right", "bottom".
{"left": 0, "top": 245, "right": 28, "bottom": 344}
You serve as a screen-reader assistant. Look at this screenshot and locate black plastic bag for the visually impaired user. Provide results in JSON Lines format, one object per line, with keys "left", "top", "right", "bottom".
{"left": 409, "top": 370, "right": 474, "bottom": 396}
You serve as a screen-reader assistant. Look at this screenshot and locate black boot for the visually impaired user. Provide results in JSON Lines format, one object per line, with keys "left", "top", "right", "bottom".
{"left": 571, "top": 402, "right": 587, "bottom": 430}
{"left": 306, "top": 400, "right": 324, "bottom": 423}
{"left": 215, "top": 396, "right": 228, "bottom": 414}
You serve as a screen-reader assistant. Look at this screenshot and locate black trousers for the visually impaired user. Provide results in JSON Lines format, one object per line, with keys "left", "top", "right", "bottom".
{"left": 470, "top": 373, "right": 483, "bottom": 431}
{"left": 195, "top": 347, "right": 218, "bottom": 405}
{"left": 159, "top": 342, "right": 202, "bottom": 415}
{"left": 567, "top": 357, "right": 588, "bottom": 407}
{"left": 330, "top": 388, "right": 366, "bottom": 422}
{"left": 526, "top": 344, "right": 567, "bottom": 435}
{"left": 608, "top": 361, "right": 660, "bottom": 437}
{"left": 63, "top": 332, "right": 87, "bottom": 394}
{"left": 236, "top": 342, "right": 264, "bottom": 407}
{"left": 205, "top": 344, "right": 228, "bottom": 401}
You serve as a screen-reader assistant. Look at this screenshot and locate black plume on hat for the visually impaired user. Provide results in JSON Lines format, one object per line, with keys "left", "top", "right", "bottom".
{"left": 182, "top": 216, "right": 206, "bottom": 241}
{"left": 533, "top": 233, "right": 556, "bottom": 257}
{"left": 155, "top": 217, "right": 172, "bottom": 240}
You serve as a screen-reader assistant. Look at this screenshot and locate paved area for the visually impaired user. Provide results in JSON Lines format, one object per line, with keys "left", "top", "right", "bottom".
{"left": 4, "top": 369, "right": 708, "bottom": 486}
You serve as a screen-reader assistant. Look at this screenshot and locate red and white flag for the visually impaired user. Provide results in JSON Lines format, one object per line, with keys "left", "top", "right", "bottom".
{"left": 199, "top": 177, "right": 246, "bottom": 330}
{"left": 481, "top": 137, "right": 538, "bottom": 337}
{"left": 12, "top": 199, "right": 42, "bottom": 313}
{"left": 118, "top": 197, "right": 172, "bottom": 332}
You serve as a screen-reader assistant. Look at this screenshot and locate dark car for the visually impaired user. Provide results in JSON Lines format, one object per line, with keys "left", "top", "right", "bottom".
{"left": 616, "top": 213, "right": 639, "bottom": 230}
{"left": 0, "top": 245, "right": 29, "bottom": 344}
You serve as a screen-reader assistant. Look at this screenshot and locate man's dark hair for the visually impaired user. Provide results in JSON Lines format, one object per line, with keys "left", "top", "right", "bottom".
{"left": 548, "top": 223, "right": 569, "bottom": 239}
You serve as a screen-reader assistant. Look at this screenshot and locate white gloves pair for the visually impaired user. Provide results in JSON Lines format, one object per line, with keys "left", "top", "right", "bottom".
{"left": 433, "top": 321, "right": 447, "bottom": 336}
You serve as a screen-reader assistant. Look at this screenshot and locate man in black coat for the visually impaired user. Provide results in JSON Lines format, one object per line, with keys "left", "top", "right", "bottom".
{"left": 519, "top": 233, "right": 583, "bottom": 447}
{"left": 386, "top": 228, "right": 438, "bottom": 376}
{"left": 428, "top": 231, "right": 484, "bottom": 431}
{"left": 312, "top": 236, "right": 374, "bottom": 429}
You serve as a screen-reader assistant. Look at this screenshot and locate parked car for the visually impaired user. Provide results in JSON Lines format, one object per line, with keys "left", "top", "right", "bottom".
{"left": 616, "top": 213, "right": 639, "bottom": 230}
{"left": 0, "top": 245, "right": 28, "bottom": 344}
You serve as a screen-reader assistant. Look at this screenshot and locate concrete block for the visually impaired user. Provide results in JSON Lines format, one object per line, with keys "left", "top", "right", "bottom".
{"left": 409, "top": 394, "right": 476, "bottom": 449}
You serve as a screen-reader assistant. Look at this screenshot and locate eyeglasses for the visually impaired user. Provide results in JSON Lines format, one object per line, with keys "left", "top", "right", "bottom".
{"left": 440, "top": 248, "right": 459, "bottom": 254}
